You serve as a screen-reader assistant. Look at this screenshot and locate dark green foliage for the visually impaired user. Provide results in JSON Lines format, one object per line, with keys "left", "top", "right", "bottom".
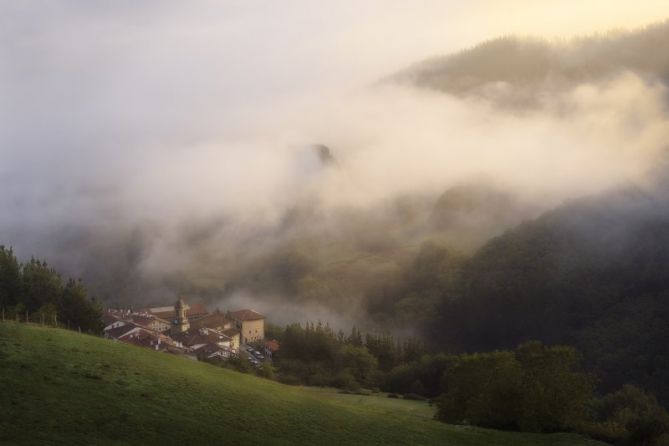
{"left": 419, "top": 188, "right": 669, "bottom": 407}
{"left": 436, "top": 342, "right": 594, "bottom": 433}
{"left": 514, "top": 342, "right": 594, "bottom": 432}
{"left": 437, "top": 351, "right": 524, "bottom": 430}
{"left": 366, "top": 241, "right": 464, "bottom": 329}
{"left": 383, "top": 354, "right": 454, "bottom": 397}
{"left": 0, "top": 246, "right": 21, "bottom": 309}
{"left": 276, "top": 322, "right": 381, "bottom": 389}
{"left": 0, "top": 246, "right": 102, "bottom": 333}
{"left": 275, "top": 322, "right": 431, "bottom": 391}
{"left": 584, "top": 385, "right": 669, "bottom": 446}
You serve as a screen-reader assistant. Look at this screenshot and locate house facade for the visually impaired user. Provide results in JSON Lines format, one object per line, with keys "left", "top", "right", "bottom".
{"left": 229, "top": 309, "right": 265, "bottom": 344}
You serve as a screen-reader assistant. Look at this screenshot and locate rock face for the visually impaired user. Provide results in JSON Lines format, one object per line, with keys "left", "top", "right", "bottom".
{"left": 314, "top": 144, "right": 336, "bottom": 166}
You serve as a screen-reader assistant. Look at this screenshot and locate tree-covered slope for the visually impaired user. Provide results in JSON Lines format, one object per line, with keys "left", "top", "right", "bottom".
{"left": 0, "top": 322, "right": 603, "bottom": 446}
{"left": 396, "top": 20, "right": 669, "bottom": 97}
{"left": 432, "top": 186, "right": 669, "bottom": 404}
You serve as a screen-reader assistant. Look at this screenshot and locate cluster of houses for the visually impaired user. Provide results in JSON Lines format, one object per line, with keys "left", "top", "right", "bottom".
{"left": 103, "top": 297, "right": 278, "bottom": 364}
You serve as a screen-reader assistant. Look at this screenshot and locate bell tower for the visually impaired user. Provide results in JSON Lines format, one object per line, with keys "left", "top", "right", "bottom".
{"left": 171, "top": 297, "right": 190, "bottom": 335}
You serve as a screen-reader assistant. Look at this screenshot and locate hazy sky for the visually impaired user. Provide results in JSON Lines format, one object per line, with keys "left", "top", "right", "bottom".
{"left": 1, "top": 1, "right": 668, "bottom": 281}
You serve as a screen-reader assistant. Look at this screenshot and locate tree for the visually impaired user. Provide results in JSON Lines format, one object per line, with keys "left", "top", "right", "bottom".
{"left": 0, "top": 246, "right": 21, "bottom": 310}
{"left": 60, "top": 279, "right": 103, "bottom": 334}
{"left": 435, "top": 342, "right": 594, "bottom": 433}
{"left": 515, "top": 342, "right": 594, "bottom": 432}
{"left": 339, "top": 344, "right": 378, "bottom": 387}
{"left": 587, "top": 385, "right": 669, "bottom": 445}
{"left": 20, "top": 259, "right": 63, "bottom": 312}
{"left": 437, "top": 350, "right": 523, "bottom": 429}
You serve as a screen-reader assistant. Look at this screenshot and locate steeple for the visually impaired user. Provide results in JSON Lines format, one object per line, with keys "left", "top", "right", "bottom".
{"left": 171, "top": 296, "right": 190, "bottom": 335}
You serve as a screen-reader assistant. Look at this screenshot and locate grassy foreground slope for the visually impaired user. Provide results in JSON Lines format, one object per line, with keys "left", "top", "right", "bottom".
{"left": 0, "top": 323, "right": 604, "bottom": 446}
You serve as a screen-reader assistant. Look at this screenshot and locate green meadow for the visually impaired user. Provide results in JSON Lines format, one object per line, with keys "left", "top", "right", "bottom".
{"left": 0, "top": 322, "right": 605, "bottom": 446}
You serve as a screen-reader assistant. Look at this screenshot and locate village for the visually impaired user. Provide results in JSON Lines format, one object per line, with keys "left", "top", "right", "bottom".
{"left": 103, "top": 297, "right": 279, "bottom": 366}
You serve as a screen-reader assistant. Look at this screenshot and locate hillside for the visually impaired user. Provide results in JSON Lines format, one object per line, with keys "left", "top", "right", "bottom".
{"left": 0, "top": 322, "right": 604, "bottom": 446}
{"left": 396, "top": 20, "right": 669, "bottom": 98}
{"left": 431, "top": 185, "right": 669, "bottom": 404}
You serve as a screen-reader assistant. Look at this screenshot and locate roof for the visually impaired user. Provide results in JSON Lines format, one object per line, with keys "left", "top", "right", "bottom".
{"left": 222, "top": 328, "right": 240, "bottom": 338}
{"left": 171, "top": 328, "right": 232, "bottom": 348}
{"left": 144, "top": 301, "right": 209, "bottom": 321}
{"left": 265, "top": 339, "right": 280, "bottom": 352}
{"left": 106, "top": 323, "right": 140, "bottom": 339}
{"left": 193, "top": 343, "right": 235, "bottom": 359}
{"left": 189, "top": 311, "right": 233, "bottom": 331}
{"left": 102, "top": 313, "right": 122, "bottom": 326}
{"left": 131, "top": 314, "right": 169, "bottom": 328}
{"left": 229, "top": 309, "right": 265, "bottom": 321}
{"left": 187, "top": 303, "right": 209, "bottom": 318}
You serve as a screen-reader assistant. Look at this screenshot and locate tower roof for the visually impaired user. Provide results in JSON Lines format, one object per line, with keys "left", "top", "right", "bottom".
{"left": 175, "top": 297, "right": 190, "bottom": 310}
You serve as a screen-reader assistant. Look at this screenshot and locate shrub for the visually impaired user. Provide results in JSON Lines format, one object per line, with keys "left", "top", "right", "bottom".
{"left": 586, "top": 385, "right": 669, "bottom": 446}
{"left": 436, "top": 342, "right": 594, "bottom": 433}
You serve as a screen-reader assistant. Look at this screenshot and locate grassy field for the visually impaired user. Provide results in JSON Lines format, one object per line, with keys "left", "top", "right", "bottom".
{"left": 0, "top": 322, "right": 606, "bottom": 446}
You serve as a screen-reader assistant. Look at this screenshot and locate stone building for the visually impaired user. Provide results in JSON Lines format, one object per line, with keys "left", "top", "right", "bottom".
{"left": 229, "top": 309, "right": 265, "bottom": 344}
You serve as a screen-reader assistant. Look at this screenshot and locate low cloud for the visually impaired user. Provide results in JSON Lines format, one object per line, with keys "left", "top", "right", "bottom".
{"left": 1, "top": 3, "right": 669, "bottom": 326}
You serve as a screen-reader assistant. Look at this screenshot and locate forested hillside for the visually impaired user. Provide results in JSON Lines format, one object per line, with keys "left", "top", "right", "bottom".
{"left": 414, "top": 185, "right": 669, "bottom": 405}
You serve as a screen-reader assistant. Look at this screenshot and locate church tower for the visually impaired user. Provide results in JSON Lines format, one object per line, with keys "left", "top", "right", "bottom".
{"left": 171, "top": 297, "right": 190, "bottom": 335}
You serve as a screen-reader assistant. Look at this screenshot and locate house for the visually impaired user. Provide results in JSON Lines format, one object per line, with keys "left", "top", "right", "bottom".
{"left": 140, "top": 301, "right": 209, "bottom": 322}
{"left": 105, "top": 322, "right": 144, "bottom": 340}
{"left": 171, "top": 327, "right": 233, "bottom": 351}
{"left": 102, "top": 299, "right": 268, "bottom": 364}
{"left": 189, "top": 311, "right": 240, "bottom": 351}
{"left": 229, "top": 309, "right": 265, "bottom": 344}
{"left": 189, "top": 310, "right": 234, "bottom": 331}
{"left": 222, "top": 328, "right": 240, "bottom": 351}
{"left": 264, "top": 339, "right": 280, "bottom": 359}
{"left": 102, "top": 312, "right": 126, "bottom": 332}
{"left": 193, "top": 343, "right": 236, "bottom": 361}
{"left": 130, "top": 314, "right": 170, "bottom": 332}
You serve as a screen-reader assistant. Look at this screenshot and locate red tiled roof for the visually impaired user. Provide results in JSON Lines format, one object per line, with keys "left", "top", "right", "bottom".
{"left": 265, "top": 339, "right": 280, "bottom": 352}
{"left": 131, "top": 314, "right": 169, "bottom": 327}
{"left": 190, "top": 312, "right": 233, "bottom": 331}
{"left": 146, "top": 301, "right": 209, "bottom": 321}
{"left": 171, "top": 328, "right": 232, "bottom": 348}
{"left": 223, "top": 328, "right": 240, "bottom": 338}
{"left": 229, "top": 309, "right": 265, "bottom": 321}
{"left": 188, "top": 303, "right": 209, "bottom": 317}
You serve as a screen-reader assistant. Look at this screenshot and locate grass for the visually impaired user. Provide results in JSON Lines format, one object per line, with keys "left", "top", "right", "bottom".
{"left": 0, "top": 322, "right": 606, "bottom": 446}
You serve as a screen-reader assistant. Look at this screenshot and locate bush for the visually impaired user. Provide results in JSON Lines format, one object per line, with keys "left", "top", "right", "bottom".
{"left": 585, "top": 385, "right": 669, "bottom": 446}
{"left": 436, "top": 342, "right": 594, "bottom": 432}
{"left": 330, "top": 370, "right": 361, "bottom": 392}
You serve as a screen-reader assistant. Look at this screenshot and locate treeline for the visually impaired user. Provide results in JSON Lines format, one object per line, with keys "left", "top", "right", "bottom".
{"left": 437, "top": 342, "right": 669, "bottom": 445}
{"left": 0, "top": 246, "right": 102, "bottom": 333}
{"left": 361, "top": 187, "right": 669, "bottom": 410}
{"left": 272, "top": 323, "right": 425, "bottom": 391}
{"left": 272, "top": 322, "right": 669, "bottom": 445}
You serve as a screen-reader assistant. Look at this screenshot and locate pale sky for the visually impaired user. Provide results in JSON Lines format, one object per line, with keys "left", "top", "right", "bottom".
{"left": 0, "top": 0, "right": 668, "bottom": 267}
